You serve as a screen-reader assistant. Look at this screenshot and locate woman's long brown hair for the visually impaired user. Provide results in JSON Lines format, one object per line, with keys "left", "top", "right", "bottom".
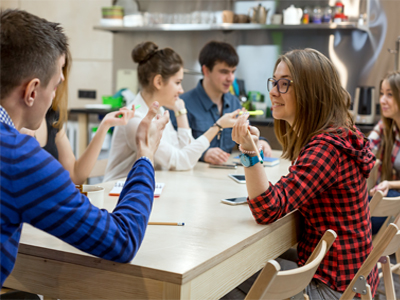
{"left": 274, "top": 48, "right": 355, "bottom": 161}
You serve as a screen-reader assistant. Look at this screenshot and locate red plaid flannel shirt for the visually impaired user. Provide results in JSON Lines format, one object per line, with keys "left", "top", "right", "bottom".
{"left": 369, "top": 120, "right": 400, "bottom": 183}
{"left": 248, "top": 128, "right": 378, "bottom": 296}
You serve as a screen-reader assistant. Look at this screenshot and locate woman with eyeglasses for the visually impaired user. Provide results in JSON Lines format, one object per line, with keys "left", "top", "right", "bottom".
{"left": 230, "top": 48, "right": 378, "bottom": 299}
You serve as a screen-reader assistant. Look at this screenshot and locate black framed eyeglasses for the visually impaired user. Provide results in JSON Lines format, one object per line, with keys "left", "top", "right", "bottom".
{"left": 267, "top": 78, "right": 293, "bottom": 94}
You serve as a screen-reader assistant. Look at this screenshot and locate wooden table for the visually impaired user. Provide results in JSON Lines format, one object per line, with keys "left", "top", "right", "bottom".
{"left": 5, "top": 151, "right": 301, "bottom": 299}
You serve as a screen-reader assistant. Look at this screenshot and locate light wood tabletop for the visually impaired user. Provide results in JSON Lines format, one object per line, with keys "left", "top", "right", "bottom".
{"left": 5, "top": 150, "right": 302, "bottom": 299}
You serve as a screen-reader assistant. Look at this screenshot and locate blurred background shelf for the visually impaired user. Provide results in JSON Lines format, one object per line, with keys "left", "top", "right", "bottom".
{"left": 94, "top": 22, "right": 365, "bottom": 32}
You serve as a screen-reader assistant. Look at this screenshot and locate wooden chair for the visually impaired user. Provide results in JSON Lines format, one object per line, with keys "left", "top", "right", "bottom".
{"left": 369, "top": 190, "right": 400, "bottom": 246}
{"left": 369, "top": 190, "right": 400, "bottom": 287}
{"left": 340, "top": 221, "right": 400, "bottom": 300}
{"left": 367, "top": 159, "right": 381, "bottom": 193}
{"left": 245, "top": 229, "right": 337, "bottom": 300}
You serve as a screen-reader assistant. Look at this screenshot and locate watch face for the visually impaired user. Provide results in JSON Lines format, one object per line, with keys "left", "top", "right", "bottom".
{"left": 240, "top": 153, "right": 251, "bottom": 167}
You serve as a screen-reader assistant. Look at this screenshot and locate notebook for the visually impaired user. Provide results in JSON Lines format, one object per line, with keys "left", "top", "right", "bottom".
{"left": 109, "top": 181, "right": 165, "bottom": 197}
{"left": 262, "top": 157, "right": 280, "bottom": 167}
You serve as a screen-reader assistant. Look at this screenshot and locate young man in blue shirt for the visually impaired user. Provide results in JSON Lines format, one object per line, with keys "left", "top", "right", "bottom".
{"left": 0, "top": 9, "right": 168, "bottom": 290}
{"left": 170, "top": 41, "right": 272, "bottom": 165}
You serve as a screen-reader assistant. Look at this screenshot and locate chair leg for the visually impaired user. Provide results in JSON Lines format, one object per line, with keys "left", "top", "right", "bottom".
{"left": 395, "top": 248, "right": 400, "bottom": 275}
{"left": 360, "top": 284, "right": 372, "bottom": 300}
{"left": 381, "top": 255, "right": 396, "bottom": 300}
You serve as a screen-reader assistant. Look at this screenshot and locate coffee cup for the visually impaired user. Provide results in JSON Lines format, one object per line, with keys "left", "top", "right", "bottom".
{"left": 76, "top": 185, "right": 105, "bottom": 208}
{"left": 234, "top": 14, "right": 249, "bottom": 23}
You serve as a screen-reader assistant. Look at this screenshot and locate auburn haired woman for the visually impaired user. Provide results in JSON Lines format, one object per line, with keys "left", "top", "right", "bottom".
{"left": 231, "top": 48, "right": 378, "bottom": 299}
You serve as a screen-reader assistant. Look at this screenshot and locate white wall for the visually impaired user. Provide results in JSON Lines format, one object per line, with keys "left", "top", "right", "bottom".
{"left": 0, "top": 0, "right": 114, "bottom": 109}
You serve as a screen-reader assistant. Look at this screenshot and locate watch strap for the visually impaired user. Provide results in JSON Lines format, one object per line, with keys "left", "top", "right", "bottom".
{"left": 175, "top": 108, "right": 187, "bottom": 117}
{"left": 241, "top": 150, "right": 264, "bottom": 167}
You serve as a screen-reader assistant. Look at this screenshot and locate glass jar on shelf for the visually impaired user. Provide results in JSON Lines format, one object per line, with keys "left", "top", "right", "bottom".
{"left": 312, "top": 6, "right": 322, "bottom": 24}
{"left": 333, "top": 0, "right": 346, "bottom": 23}
{"left": 302, "top": 6, "right": 311, "bottom": 24}
{"left": 322, "top": 6, "right": 332, "bottom": 23}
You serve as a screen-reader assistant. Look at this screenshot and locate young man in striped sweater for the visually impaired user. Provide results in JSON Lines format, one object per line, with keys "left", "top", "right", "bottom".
{"left": 0, "top": 9, "right": 169, "bottom": 289}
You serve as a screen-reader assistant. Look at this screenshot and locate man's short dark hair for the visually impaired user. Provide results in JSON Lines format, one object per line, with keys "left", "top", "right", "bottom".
{"left": 0, "top": 9, "right": 69, "bottom": 99}
{"left": 199, "top": 41, "right": 239, "bottom": 72}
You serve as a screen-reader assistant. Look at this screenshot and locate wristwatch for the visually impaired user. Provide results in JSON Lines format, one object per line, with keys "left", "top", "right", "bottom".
{"left": 240, "top": 150, "right": 264, "bottom": 167}
{"left": 175, "top": 108, "right": 187, "bottom": 117}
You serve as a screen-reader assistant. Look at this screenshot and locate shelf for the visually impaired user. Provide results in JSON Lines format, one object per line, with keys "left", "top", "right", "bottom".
{"left": 94, "top": 22, "right": 366, "bottom": 33}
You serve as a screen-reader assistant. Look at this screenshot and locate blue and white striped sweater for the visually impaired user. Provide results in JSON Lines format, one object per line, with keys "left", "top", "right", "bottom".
{"left": 0, "top": 120, "right": 155, "bottom": 287}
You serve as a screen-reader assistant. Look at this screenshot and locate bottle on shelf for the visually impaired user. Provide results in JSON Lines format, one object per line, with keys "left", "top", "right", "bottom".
{"left": 333, "top": 0, "right": 346, "bottom": 23}
{"left": 312, "top": 6, "right": 322, "bottom": 24}
{"left": 302, "top": 6, "right": 311, "bottom": 24}
{"left": 322, "top": 6, "right": 333, "bottom": 23}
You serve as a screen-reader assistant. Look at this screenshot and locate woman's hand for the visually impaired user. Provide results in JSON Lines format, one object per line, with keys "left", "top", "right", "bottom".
{"left": 173, "top": 98, "right": 186, "bottom": 112}
{"left": 217, "top": 109, "right": 241, "bottom": 129}
{"left": 232, "top": 113, "right": 260, "bottom": 152}
{"left": 100, "top": 105, "right": 136, "bottom": 130}
{"left": 370, "top": 180, "right": 390, "bottom": 197}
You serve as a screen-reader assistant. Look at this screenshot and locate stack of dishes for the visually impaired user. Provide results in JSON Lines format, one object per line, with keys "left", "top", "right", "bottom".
{"left": 101, "top": 6, "right": 124, "bottom": 26}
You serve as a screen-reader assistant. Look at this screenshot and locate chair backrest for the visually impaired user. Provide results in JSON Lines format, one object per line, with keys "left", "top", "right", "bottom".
{"left": 369, "top": 190, "right": 400, "bottom": 217}
{"left": 340, "top": 223, "right": 400, "bottom": 300}
{"left": 367, "top": 159, "right": 381, "bottom": 192}
{"left": 245, "top": 229, "right": 337, "bottom": 300}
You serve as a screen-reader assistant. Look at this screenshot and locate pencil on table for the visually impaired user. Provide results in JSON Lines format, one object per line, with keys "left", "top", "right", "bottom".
{"left": 247, "top": 129, "right": 263, "bottom": 164}
{"left": 148, "top": 222, "right": 185, "bottom": 226}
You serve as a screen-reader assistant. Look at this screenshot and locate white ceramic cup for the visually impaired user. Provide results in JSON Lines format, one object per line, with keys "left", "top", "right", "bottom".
{"left": 77, "top": 185, "right": 105, "bottom": 208}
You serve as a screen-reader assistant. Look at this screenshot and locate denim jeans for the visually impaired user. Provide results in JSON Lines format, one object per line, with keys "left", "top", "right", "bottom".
{"left": 369, "top": 189, "right": 400, "bottom": 235}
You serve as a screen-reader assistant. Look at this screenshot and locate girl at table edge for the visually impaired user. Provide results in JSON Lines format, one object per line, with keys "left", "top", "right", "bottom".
{"left": 369, "top": 71, "right": 400, "bottom": 196}
{"left": 104, "top": 41, "right": 240, "bottom": 181}
{"left": 368, "top": 71, "right": 400, "bottom": 233}
{"left": 20, "top": 50, "right": 136, "bottom": 185}
{"left": 232, "top": 48, "right": 378, "bottom": 298}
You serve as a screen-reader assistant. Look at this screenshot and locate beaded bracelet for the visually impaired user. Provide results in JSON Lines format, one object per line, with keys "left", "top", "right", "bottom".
{"left": 239, "top": 144, "right": 262, "bottom": 154}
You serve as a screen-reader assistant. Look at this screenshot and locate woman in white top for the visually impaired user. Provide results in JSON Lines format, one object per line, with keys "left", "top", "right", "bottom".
{"left": 104, "top": 41, "right": 240, "bottom": 181}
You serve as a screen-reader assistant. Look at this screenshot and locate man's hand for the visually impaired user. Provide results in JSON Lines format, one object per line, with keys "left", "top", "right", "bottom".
{"left": 370, "top": 180, "right": 390, "bottom": 197}
{"left": 204, "top": 147, "right": 230, "bottom": 165}
{"left": 259, "top": 140, "right": 272, "bottom": 157}
{"left": 136, "top": 102, "right": 169, "bottom": 162}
